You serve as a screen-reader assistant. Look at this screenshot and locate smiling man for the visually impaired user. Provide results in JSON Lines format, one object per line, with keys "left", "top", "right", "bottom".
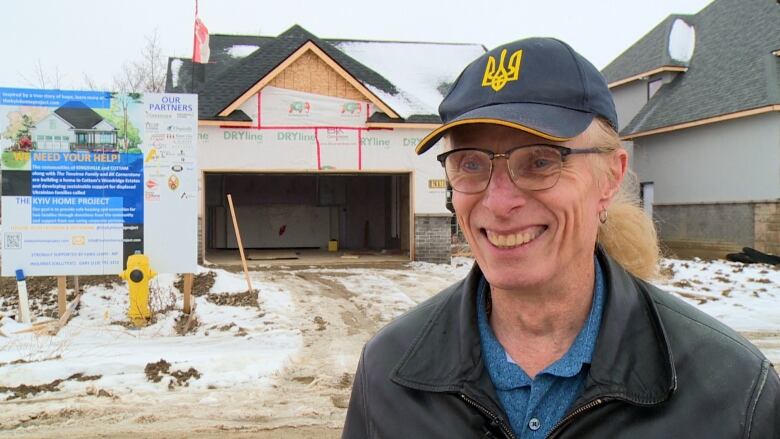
{"left": 342, "top": 38, "right": 779, "bottom": 438}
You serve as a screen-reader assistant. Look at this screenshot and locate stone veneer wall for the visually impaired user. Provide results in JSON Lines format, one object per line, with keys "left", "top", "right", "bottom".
{"left": 414, "top": 214, "right": 452, "bottom": 264}
{"left": 754, "top": 202, "right": 780, "bottom": 256}
{"left": 654, "top": 201, "right": 780, "bottom": 259}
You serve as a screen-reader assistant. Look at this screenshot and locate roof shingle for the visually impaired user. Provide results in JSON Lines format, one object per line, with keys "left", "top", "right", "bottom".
{"left": 608, "top": 0, "right": 780, "bottom": 137}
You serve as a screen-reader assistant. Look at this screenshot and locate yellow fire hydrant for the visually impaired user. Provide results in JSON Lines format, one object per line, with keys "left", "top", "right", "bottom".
{"left": 119, "top": 252, "right": 157, "bottom": 327}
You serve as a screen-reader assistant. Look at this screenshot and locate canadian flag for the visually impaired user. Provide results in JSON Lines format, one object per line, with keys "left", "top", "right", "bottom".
{"left": 193, "top": 16, "right": 210, "bottom": 64}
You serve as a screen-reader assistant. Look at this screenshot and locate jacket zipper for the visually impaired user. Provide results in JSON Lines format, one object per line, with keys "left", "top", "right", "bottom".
{"left": 460, "top": 393, "right": 517, "bottom": 439}
{"left": 545, "top": 398, "right": 609, "bottom": 439}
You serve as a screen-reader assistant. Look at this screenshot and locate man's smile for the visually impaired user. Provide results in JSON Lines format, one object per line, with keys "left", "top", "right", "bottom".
{"left": 483, "top": 226, "right": 547, "bottom": 249}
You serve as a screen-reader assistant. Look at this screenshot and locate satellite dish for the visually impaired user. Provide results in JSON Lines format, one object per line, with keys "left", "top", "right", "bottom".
{"left": 669, "top": 18, "right": 696, "bottom": 63}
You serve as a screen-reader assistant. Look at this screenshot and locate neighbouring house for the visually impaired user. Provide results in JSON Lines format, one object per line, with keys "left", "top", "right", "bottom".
{"left": 31, "top": 101, "right": 118, "bottom": 152}
{"left": 166, "top": 24, "right": 485, "bottom": 263}
{"left": 602, "top": 0, "right": 780, "bottom": 258}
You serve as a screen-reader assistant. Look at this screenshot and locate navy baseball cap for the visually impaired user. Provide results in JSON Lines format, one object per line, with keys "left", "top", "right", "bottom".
{"left": 415, "top": 37, "right": 617, "bottom": 154}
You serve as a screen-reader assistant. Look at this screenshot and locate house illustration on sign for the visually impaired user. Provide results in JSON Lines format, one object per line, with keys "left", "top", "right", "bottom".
{"left": 31, "top": 101, "right": 118, "bottom": 152}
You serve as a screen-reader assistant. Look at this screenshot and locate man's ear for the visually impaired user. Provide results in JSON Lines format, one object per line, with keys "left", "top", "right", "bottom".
{"left": 600, "top": 149, "right": 628, "bottom": 204}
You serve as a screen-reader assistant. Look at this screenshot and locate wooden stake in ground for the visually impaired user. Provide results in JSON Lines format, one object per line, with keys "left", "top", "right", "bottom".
{"left": 57, "top": 276, "right": 67, "bottom": 318}
{"left": 49, "top": 294, "right": 81, "bottom": 336}
{"left": 226, "top": 194, "right": 254, "bottom": 293}
{"left": 183, "top": 273, "right": 193, "bottom": 314}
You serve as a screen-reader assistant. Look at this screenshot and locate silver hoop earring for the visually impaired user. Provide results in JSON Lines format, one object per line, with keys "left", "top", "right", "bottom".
{"left": 599, "top": 209, "right": 608, "bottom": 224}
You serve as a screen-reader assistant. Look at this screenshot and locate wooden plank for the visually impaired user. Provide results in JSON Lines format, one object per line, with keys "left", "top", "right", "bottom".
{"left": 57, "top": 276, "right": 67, "bottom": 318}
{"left": 49, "top": 294, "right": 81, "bottom": 335}
{"left": 246, "top": 251, "right": 299, "bottom": 261}
{"left": 226, "top": 194, "right": 255, "bottom": 293}
{"left": 607, "top": 66, "right": 688, "bottom": 88}
{"left": 197, "top": 120, "right": 253, "bottom": 127}
{"left": 183, "top": 273, "right": 193, "bottom": 314}
{"left": 182, "top": 302, "right": 198, "bottom": 335}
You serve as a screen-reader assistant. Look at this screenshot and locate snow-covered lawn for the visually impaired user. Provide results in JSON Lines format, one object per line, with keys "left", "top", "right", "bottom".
{"left": 0, "top": 256, "right": 776, "bottom": 437}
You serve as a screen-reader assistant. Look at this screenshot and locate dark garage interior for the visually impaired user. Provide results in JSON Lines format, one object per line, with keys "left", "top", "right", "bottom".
{"left": 204, "top": 172, "right": 411, "bottom": 258}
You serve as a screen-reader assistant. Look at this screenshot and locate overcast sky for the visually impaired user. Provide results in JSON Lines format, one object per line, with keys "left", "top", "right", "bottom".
{"left": 1, "top": 0, "right": 714, "bottom": 91}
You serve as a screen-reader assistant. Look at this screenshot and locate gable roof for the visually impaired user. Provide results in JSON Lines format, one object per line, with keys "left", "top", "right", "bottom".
{"left": 601, "top": 14, "right": 694, "bottom": 86}
{"left": 606, "top": 0, "right": 780, "bottom": 138}
{"left": 54, "top": 101, "right": 106, "bottom": 129}
{"left": 166, "top": 25, "right": 485, "bottom": 124}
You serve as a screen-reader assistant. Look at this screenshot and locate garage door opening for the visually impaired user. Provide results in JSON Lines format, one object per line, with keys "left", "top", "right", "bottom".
{"left": 204, "top": 172, "right": 411, "bottom": 263}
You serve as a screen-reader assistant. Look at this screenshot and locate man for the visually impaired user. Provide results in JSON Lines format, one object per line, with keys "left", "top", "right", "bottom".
{"left": 342, "top": 37, "right": 779, "bottom": 438}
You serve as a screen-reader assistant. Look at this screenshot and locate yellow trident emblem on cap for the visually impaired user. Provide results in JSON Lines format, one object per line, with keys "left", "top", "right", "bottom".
{"left": 482, "top": 49, "right": 523, "bottom": 92}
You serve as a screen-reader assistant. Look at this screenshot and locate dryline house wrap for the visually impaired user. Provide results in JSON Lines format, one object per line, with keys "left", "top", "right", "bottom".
{"left": 166, "top": 25, "right": 486, "bottom": 263}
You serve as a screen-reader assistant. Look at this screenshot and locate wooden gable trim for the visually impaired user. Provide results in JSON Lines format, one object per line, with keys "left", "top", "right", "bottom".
{"left": 219, "top": 41, "right": 399, "bottom": 119}
{"left": 198, "top": 120, "right": 253, "bottom": 127}
{"left": 621, "top": 105, "right": 780, "bottom": 140}
{"left": 608, "top": 66, "right": 688, "bottom": 89}
{"left": 365, "top": 122, "right": 441, "bottom": 129}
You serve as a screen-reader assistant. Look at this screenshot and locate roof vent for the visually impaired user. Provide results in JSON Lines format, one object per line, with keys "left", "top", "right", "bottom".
{"left": 668, "top": 19, "right": 696, "bottom": 63}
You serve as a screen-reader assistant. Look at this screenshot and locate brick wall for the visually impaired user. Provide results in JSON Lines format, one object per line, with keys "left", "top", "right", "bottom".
{"left": 754, "top": 202, "right": 780, "bottom": 256}
{"left": 414, "top": 214, "right": 452, "bottom": 264}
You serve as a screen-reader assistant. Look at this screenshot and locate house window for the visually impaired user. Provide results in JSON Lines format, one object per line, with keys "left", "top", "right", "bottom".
{"left": 49, "top": 119, "right": 56, "bottom": 129}
{"left": 648, "top": 79, "right": 663, "bottom": 99}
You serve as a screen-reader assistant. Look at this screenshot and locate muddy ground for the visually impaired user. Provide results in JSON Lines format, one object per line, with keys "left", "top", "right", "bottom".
{"left": 1, "top": 262, "right": 778, "bottom": 438}
{"left": 0, "top": 263, "right": 458, "bottom": 438}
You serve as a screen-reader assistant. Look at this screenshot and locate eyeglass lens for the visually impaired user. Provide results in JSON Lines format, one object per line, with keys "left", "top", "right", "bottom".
{"left": 444, "top": 146, "right": 563, "bottom": 193}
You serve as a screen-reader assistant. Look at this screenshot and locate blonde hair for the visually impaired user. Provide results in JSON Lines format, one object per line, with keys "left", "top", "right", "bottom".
{"left": 590, "top": 119, "right": 661, "bottom": 280}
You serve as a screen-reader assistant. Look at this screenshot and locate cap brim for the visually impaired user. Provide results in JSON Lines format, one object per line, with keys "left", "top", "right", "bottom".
{"left": 415, "top": 103, "right": 595, "bottom": 155}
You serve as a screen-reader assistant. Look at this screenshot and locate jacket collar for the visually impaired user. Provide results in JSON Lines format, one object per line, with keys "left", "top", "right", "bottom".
{"left": 390, "top": 249, "right": 677, "bottom": 406}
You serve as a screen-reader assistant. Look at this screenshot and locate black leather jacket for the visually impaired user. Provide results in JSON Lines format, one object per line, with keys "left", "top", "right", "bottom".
{"left": 343, "top": 250, "right": 780, "bottom": 438}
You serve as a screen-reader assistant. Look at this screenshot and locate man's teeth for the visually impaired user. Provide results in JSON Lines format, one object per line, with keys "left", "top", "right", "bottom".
{"left": 486, "top": 229, "right": 542, "bottom": 248}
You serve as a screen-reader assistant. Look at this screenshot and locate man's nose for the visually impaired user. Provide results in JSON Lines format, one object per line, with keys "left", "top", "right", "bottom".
{"left": 480, "top": 159, "right": 528, "bottom": 216}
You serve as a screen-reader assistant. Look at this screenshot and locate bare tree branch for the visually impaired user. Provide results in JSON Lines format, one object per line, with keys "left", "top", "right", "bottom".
{"left": 110, "top": 29, "right": 167, "bottom": 94}
{"left": 82, "top": 73, "right": 102, "bottom": 91}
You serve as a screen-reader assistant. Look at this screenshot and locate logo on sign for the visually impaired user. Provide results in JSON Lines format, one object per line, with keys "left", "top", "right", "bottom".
{"left": 168, "top": 175, "right": 180, "bottom": 191}
{"left": 289, "top": 101, "right": 311, "bottom": 114}
{"left": 146, "top": 179, "right": 158, "bottom": 189}
{"left": 341, "top": 102, "right": 362, "bottom": 115}
{"left": 325, "top": 128, "right": 350, "bottom": 143}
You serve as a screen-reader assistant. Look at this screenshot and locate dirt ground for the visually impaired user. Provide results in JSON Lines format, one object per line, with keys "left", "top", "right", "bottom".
{"left": 1, "top": 262, "right": 778, "bottom": 438}
{"left": 0, "top": 263, "right": 458, "bottom": 438}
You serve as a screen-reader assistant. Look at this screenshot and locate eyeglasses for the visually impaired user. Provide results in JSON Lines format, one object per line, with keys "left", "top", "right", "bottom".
{"left": 436, "top": 144, "right": 608, "bottom": 193}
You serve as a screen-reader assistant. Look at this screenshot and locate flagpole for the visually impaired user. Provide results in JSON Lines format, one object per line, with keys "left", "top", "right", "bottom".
{"left": 191, "top": 0, "right": 197, "bottom": 91}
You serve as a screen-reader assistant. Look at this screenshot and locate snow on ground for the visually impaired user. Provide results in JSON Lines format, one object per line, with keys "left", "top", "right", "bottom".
{"left": 0, "top": 256, "right": 777, "bottom": 437}
{"left": 657, "top": 258, "right": 780, "bottom": 331}
{"left": 0, "top": 269, "right": 301, "bottom": 397}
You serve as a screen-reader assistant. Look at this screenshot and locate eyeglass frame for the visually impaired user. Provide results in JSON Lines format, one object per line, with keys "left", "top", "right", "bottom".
{"left": 436, "top": 144, "right": 610, "bottom": 193}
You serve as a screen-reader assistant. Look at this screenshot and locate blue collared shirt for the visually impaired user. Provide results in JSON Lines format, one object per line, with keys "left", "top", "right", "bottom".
{"left": 477, "top": 257, "right": 605, "bottom": 438}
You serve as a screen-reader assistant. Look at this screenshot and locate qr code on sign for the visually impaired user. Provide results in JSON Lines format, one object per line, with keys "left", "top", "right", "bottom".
{"left": 4, "top": 233, "right": 21, "bottom": 249}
